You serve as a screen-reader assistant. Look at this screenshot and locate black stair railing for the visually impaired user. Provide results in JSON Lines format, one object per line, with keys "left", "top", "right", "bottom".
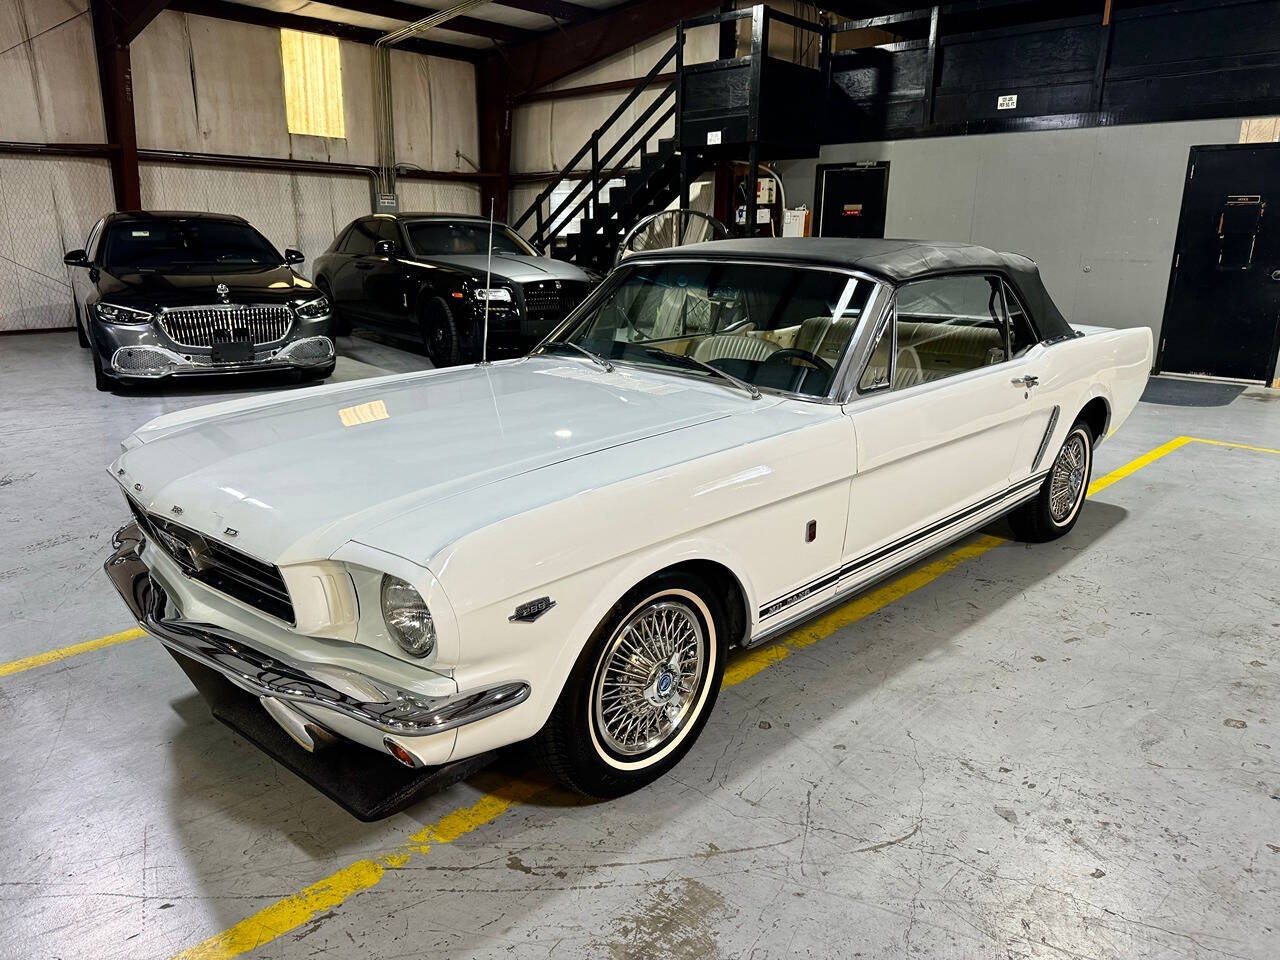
{"left": 512, "top": 38, "right": 681, "bottom": 250}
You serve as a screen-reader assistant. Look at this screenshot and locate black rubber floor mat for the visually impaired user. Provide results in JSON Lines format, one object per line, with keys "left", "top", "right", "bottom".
{"left": 1140, "top": 376, "right": 1245, "bottom": 407}
{"left": 168, "top": 647, "right": 494, "bottom": 821}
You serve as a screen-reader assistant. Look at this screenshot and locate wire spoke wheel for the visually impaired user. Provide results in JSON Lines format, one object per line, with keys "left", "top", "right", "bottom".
{"left": 1049, "top": 432, "right": 1088, "bottom": 523}
{"left": 592, "top": 600, "right": 706, "bottom": 757}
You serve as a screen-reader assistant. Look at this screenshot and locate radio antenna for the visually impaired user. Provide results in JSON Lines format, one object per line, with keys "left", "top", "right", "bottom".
{"left": 479, "top": 197, "right": 495, "bottom": 366}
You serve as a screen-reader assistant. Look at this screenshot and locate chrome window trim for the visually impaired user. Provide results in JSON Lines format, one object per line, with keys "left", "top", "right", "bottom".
{"left": 536, "top": 255, "right": 887, "bottom": 405}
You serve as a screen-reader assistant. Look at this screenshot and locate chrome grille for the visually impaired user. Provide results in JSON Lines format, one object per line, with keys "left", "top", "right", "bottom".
{"left": 522, "top": 284, "right": 562, "bottom": 316}
{"left": 128, "top": 498, "right": 294, "bottom": 624}
{"left": 158, "top": 304, "right": 292, "bottom": 348}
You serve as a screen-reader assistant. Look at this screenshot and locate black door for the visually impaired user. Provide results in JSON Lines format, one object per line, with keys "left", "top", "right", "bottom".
{"left": 365, "top": 219, "right": 410, "bottom": 326}
{"left": 814, "top": 162, "right": 889, "bottom": 239}
{"left": 1159, "top": 144, "right": 1280, "bottom": 383}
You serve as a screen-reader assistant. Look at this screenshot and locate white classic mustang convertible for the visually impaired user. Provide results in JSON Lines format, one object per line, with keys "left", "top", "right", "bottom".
{"left": 104, "top": 238, "right": 1151, "bottom": 809}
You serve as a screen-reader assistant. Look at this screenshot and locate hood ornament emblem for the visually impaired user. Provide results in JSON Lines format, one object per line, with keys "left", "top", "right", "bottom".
{"left": 215, "top": 282, "right": 231, "bottom": 303}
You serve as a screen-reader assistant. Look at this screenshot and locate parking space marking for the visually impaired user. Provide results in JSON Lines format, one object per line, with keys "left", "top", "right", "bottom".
{"left": 173, "top": 780, "right": 543, "bottom": 960}
{"left": 0, "top": 626, "right": 144, "bottom": 679}
{"left": 169, "top": 435, "right": 1214, "bottom": 960}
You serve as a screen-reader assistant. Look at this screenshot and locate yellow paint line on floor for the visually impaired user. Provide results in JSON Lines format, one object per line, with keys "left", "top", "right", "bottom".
{"left": 172, "top": 780, "right": 542, "bottom": 960}
{"left": 1086, "top": 435, "right": 1192, "bottom": 497}
{"left": 0, "top": 626, "right": 144, "bottom": 679}
{"left": 1185, "top": 435, "right": 1280, "bottom": 456}
{"left": 174, "top": 435, "right": 1203, "bottom": 959}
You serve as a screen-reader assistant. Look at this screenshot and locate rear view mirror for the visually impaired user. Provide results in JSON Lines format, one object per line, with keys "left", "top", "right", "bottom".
{"left": 64, "top": 249, "right": 89, "bottom": 267}
{"left": 374, "top": 239, "right": 397, "bottom": 256}
{"left": 284, "top": 248, "right": 305, "bottom": 264}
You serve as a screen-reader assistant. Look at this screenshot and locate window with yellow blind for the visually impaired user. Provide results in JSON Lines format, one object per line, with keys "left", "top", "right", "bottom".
{"left": 280, "top": 29, "right": 345, "bottom": 139}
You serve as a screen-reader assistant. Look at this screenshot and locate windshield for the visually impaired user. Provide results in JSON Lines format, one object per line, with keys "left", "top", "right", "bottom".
{"left": 404, "top": 220, "right": 535, "bottom": 257}
{"left": 548, "top": 261, "right": 876, "bottom": 398}
{"left": 101, "top": 219, "right": 282, "bottom": 272}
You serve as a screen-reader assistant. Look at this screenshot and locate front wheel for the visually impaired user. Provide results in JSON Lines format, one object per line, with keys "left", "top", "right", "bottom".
{"left": 420, "top": 297, "right": 461, "bottom": 367}
{"left": 533, "top": 571, "right": 727, "bottom": 798}
{"left": 1010, "top": 421, "right": 1093, "bottom": 542}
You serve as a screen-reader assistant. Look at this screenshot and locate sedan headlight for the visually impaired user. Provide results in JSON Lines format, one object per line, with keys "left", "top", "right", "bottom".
{"left": 380, "top": 575, "right": 436, "bottom": 658}
{"left": 94, "top": 302, "right": 154, "bottom": 324}
{"left": 473, "top": 287, "right": 512, "bottom": 303}
{"left": 295, "top": 295, "right": 330, "bottom": 319}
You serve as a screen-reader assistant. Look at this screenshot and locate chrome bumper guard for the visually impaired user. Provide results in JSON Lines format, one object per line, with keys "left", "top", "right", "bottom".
{"left": 104, "top": 521, "right": 530, "bottom": 738}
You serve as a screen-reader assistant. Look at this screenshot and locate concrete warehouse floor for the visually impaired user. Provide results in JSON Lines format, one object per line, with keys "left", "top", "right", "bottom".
{"left": 1, "top": 330, "right": 1278, "bottom": 960}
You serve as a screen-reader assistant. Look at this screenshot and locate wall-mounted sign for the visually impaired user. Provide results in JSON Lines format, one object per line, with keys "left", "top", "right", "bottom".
{"left": 707, "top": 130, "right": 722, "bottom": 145}
{"left": 997, "top": 94, "right": 1018, "bottom": 110}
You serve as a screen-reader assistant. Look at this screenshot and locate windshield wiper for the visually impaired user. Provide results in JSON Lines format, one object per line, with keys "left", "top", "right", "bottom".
{"left": 541, "top": 339, "right": 613, "bottom": 372}
{"left": 643, "top": 347, "right": 761, "bottom": 400}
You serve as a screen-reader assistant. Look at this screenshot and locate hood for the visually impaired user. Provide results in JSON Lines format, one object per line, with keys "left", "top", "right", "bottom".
{"left": 420, "top": 254, "right": 591, "bottom": 285}
{"left": 95, "top": 264, "right": 318, "bottom": 309}
{"left": 112, "top": 357, "right": 770, "bottom": 565}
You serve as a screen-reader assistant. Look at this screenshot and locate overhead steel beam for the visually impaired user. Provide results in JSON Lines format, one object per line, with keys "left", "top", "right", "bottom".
{"left": 494, "top": 0, "right": 717, "bottom": 99}
{"left": 495, "top": 0, "right": 591, "bottom": 20}
{"left": 168, "top": 0, "right": 483, "bottom": 61}
{"left": 315, "top": 0, "right": 534, "bottom": 43}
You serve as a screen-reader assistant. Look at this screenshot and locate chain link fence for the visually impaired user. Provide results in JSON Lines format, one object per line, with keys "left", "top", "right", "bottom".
{"left": 0, "top": 153, "right": 114, "bottom": 332}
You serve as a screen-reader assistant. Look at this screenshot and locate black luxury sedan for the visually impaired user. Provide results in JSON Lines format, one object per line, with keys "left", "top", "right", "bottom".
{"left": 313, "top": 213, "right": 595, "bottom": 366}
{"left": 66, "top": 211, "right": 335, "bottom": 391}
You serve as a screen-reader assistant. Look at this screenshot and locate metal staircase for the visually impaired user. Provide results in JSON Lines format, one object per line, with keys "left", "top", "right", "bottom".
{"left": 511, "top": 39, "right": 710, "bottom": 272}
{"left": 511, "top": 5, "right": 829, "bottom": 270}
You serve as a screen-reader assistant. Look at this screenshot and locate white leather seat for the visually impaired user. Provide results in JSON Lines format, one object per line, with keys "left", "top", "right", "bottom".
{"left": 691, "top": 334, "right": 780, "bottom": 365}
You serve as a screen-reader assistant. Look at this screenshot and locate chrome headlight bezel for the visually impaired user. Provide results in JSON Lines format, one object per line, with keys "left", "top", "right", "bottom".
{"left": 380, "top": 575, "right": 437, "bottom": 658}
{"left": 94, "top": 301, "right": 154, "bottom": 325}
{"left": 294, "top": 295, "right": 331, "bottom": 320}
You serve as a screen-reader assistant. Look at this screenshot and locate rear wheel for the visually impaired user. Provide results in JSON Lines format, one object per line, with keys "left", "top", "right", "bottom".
{"left": 420, "top": 297, "right": 461, "bottom": 367}
{"left": 1010, "top": 421, "right": 1093, "bottom": 542}
{"left": 533, "top": 571, "right": 726, "bottom": 798}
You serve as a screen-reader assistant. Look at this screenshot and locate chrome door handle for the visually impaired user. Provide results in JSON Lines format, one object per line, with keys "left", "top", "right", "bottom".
{"left": 1012, "top": 375, "right": 1039, "bottom": 388}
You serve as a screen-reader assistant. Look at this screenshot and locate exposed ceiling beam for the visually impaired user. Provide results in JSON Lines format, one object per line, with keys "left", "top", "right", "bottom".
{"left": 315, "top": 0, "right": 533, "bottom": 43}
{"left": 167, "top": 0, "right": 482, "bottom": 61}
{"left": 96, "top": 0, "right": 172, "bottom": 45}
{"left": 488, "top": 0, "right": 719, "bottom": 99}
{"left": 493, "top": 0, "right": 592, "bottom": 21}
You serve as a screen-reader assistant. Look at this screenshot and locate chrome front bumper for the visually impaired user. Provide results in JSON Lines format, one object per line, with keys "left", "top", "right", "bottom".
{"left": 109, "top": 335, "right": 334, "bottom": 379}
{"left": 104, "top": 522, "right": 530, "bottom": 746}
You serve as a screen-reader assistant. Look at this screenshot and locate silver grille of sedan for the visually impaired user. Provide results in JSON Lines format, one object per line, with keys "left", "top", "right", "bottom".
{"left": 158, "top": 304, "right": 293, "bottom": 348}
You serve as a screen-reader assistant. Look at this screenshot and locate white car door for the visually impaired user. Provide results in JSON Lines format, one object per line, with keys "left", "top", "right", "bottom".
{"left": 839, "top": 273, "right": 1038, "bottom": 588}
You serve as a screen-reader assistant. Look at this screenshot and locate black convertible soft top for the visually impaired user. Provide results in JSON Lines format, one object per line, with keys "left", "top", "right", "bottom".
{"left": 640, "top": 237, "right": 1077, "bottom": 342}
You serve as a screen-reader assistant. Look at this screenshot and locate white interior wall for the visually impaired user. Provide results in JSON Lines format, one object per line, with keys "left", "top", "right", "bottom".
{"left": 777, "top": 118, "right": 1248, "bottom": 346}
{"left": 131, "top": 11, "right": 479, "bottom": 173}
{"left": 0, "top": 0, "right": 104, "bottom": 143}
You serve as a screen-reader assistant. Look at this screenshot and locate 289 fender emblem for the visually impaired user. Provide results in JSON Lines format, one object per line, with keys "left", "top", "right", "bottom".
{"left": 509, "top": 596, "right": 556, "bottom": 623}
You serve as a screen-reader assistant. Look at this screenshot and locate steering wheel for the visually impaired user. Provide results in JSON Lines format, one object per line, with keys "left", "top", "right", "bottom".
{"left": 764, "top": 348, "right": 833, "bottom": 375}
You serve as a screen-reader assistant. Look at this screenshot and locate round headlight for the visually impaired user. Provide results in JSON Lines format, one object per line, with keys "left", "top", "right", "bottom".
{"left": 380, "top": 575, "right": 436, "bottom": 658}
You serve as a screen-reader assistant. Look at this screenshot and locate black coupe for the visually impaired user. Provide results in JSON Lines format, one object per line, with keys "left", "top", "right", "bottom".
{"left": 313, "top": 213, "right": 595, "bottom": 367}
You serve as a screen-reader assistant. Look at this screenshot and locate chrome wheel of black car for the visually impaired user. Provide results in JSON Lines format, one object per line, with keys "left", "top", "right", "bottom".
{"left": 421, "top": 297, "right": 461, "bottom": 367}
